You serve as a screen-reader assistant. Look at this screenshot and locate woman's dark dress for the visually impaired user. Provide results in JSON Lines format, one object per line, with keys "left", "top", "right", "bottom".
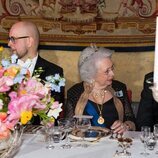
{"left": 65, "top": 81, "right": 135, "bottom": 128}
{"left": 84, "top": 98, "right": 118, "bottom": 128}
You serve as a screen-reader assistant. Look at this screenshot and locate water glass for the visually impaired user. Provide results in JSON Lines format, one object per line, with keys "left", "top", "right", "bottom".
{"left": 146, "top": 133, "right": 156, "bottom": 151}
{"left": 58, "top": 118, "right": 76, "bottom": 149}
{"left": 52, "top": 126, "right": 64, "bottom": 143}
{"left": 153, "top": 124, "right": 158, "bottom": 139}
{"left": 74, "top": 115, "right": 92, "bottom": 148}
{"left": 140, "top": 126, "right": 151, "bottom": 156}
{"left": 45, "top": 127, "right": 54, "bottom": 149}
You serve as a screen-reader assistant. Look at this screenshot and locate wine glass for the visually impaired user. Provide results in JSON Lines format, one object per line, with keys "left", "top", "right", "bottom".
{"left": 58, "top": 118, "right": 75, "bottom": 149}
{"left": 146, "top": 133, "right": 156, "bottom": 151}
{"left": 153, "top": 124, "right": 158, "bottom": 154}
{"left": 45, "top": 126, "right": 54, "bottom": 149}
{"left": 140, "top": 126, "right": 151, "bottom": 156}
{"left": 74, "top": 115, "right": 92, "bottom": 148}
{"left": 52, "top": 126, "right": 64, "bottom": 143}
{"left": 116, "top": 137, "right": 132, "bottom": 157}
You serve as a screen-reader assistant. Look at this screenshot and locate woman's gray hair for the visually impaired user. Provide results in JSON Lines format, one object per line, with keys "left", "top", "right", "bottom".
{"left": 78, "top": 46, "right": 114, "bottom": 83}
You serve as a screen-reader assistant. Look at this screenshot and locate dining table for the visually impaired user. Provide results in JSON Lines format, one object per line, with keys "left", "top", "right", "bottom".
{"left": 14, "top": 131, "right": 158, "bottom": 158}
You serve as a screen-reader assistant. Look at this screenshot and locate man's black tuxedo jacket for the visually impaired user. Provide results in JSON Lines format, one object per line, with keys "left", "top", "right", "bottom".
{"left": 136, "top": 72, "right": 158, "bottom": 131}
{"left": 32, "top": 56, "right": 64, "bottom": 124}
{"left": 34, "top": 56, "right": 64, "bottom": 103}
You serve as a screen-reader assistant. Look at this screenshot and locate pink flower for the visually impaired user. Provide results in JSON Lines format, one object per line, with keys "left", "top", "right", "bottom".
{"left": 5, "top": 119, "right": 18, "bottom": 130}
{"left": 0, "top": 120, "right": 11, "bottom": 140}
{"left": 9, "top": 91, "right": 18, "bottom": 100}
{"left": 0, "top": 76, "right": 14, "bottom": 92}
{"left": 19, "top": 78, "right": 50, "bottom": 99}
{"left": 51, "top": 101, "right": 60, "bottom": 109}
{"left": 0, "top": 67, "right": 5, "bottom": 78}
{"left": 0, "top": 52, "right": 64, "bottom": 133}
{"left": 7, "top": 94, "right": 46, "bottom": 123}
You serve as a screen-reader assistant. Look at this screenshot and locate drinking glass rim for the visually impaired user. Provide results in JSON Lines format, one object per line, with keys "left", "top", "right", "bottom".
{"left": 73, "top": 115, "right": 93, "bottom": 119}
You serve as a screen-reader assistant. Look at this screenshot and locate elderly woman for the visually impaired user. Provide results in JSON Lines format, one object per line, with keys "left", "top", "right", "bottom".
{"left": 65, "top": 46, "right": 135, "bottom": 134}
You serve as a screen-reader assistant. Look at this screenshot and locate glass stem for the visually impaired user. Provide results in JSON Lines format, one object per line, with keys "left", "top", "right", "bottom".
{"left": 65, "top": 131, "right": 69, "bottom": 145}
{"left": 144, "top": 142, "right": 147, "bottom": 154}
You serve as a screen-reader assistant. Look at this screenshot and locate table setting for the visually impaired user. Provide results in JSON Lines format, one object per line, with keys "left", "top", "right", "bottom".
{"left": 0, "top": 116, "right": 158, "bottom": 158}
{"left": 2, "top": 114, "right": 156, "bottom": 158}
{"left": 10, "top": 123, "right": 158, "bottom": 158}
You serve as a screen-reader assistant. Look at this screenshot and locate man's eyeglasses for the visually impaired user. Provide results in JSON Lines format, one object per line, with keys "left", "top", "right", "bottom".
{"left": 8, "top": 36, "right": 29, "bottom": 44}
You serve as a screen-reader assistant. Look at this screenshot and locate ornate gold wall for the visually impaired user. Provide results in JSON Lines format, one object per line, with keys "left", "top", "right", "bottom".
{"left": 0, "top": 0, "right": 157, "bottom": 47}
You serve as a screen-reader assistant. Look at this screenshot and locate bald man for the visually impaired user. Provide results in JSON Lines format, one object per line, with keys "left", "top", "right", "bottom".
{"left": 8, "top": 21, "right": 65, "bottom": 124}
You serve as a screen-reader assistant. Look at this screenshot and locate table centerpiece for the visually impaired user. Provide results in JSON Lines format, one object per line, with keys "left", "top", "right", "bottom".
{"left": 0, "top": 46, "right": 65, "bottom": 157}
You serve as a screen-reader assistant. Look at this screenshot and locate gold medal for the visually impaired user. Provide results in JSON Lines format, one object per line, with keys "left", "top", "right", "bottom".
{"left": 92, "top": 90, "right": 107, "bottom": 125}
{"left": 97, "top": 116, "right": 105, "bottom": 124}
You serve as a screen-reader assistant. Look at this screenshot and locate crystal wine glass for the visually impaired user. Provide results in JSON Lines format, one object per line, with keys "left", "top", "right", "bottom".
{"left": 116, "top": 137, "right": 132, "bottom": 157}
{"left": 45, "top": 126, "right": 54, "bottom": 149}
{"left": 52, "top": 126, "right": 64, "bottom": 143}
{"left": 140, "top": 126, "right": 151, "bottom": 156}
{"left": 58, "top": 118, "right": 75, "bottom": 149}
{"left": 74, "top": 115, "right": 92, "bottom": 148}
{"left": 153, "top": 124, "right": 158, "bottom": 154}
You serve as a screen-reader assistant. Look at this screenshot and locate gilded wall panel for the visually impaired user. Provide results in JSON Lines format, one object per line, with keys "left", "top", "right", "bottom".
{"left": 0, "top": 0, "right": 157, "bottom": 47}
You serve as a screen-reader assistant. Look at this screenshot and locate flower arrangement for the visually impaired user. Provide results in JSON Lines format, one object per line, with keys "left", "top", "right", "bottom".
{"left": 0, "top": 47, "right": 65, "bottom": 140}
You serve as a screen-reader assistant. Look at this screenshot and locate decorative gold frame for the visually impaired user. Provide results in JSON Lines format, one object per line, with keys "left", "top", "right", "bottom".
{"left": 0, "top": 0, "right": 157, "bottom": 48}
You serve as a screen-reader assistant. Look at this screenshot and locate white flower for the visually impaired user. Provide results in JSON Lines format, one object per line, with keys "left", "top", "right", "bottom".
{"left": 53, "top": 74, "right": 60, "bottom": 80}
{"left": 45, "top": 76, "right": 53, "bottom": 82}
{"left": 59, "top": 78, "right": 66, "bottom": 87}
{"left": 11, "top": 54, "right": 18, "bottom": 64}
{"left": 47, "top": 103, "right": 62, "bottom": 119}
{"left": 51, "top": 84, "right": 60, "bottom": 92}
{"left": 45, "top": 74, "right": 65, "bottom": 93}
{"left": 0, "top": 99, "right": 3, "bottom": 110}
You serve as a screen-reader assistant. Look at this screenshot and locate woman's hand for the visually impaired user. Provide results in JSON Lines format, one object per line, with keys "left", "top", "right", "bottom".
{"left": 111, "top": 120, "right": 128, "bottom": 134}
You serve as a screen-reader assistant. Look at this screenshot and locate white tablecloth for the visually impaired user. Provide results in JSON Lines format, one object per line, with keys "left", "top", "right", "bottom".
{"left": 15, "top": 131, "right": 158, "bottom": 158}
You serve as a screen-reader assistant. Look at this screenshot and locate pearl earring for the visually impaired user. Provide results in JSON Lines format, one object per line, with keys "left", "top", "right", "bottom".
{"left": 90, "top": 80, "right": 94, "bottom": 84}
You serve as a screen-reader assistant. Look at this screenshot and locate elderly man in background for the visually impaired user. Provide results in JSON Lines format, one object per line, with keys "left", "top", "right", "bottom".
{"left": 8, "top": 21, "right": 65, "bottom": 123}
